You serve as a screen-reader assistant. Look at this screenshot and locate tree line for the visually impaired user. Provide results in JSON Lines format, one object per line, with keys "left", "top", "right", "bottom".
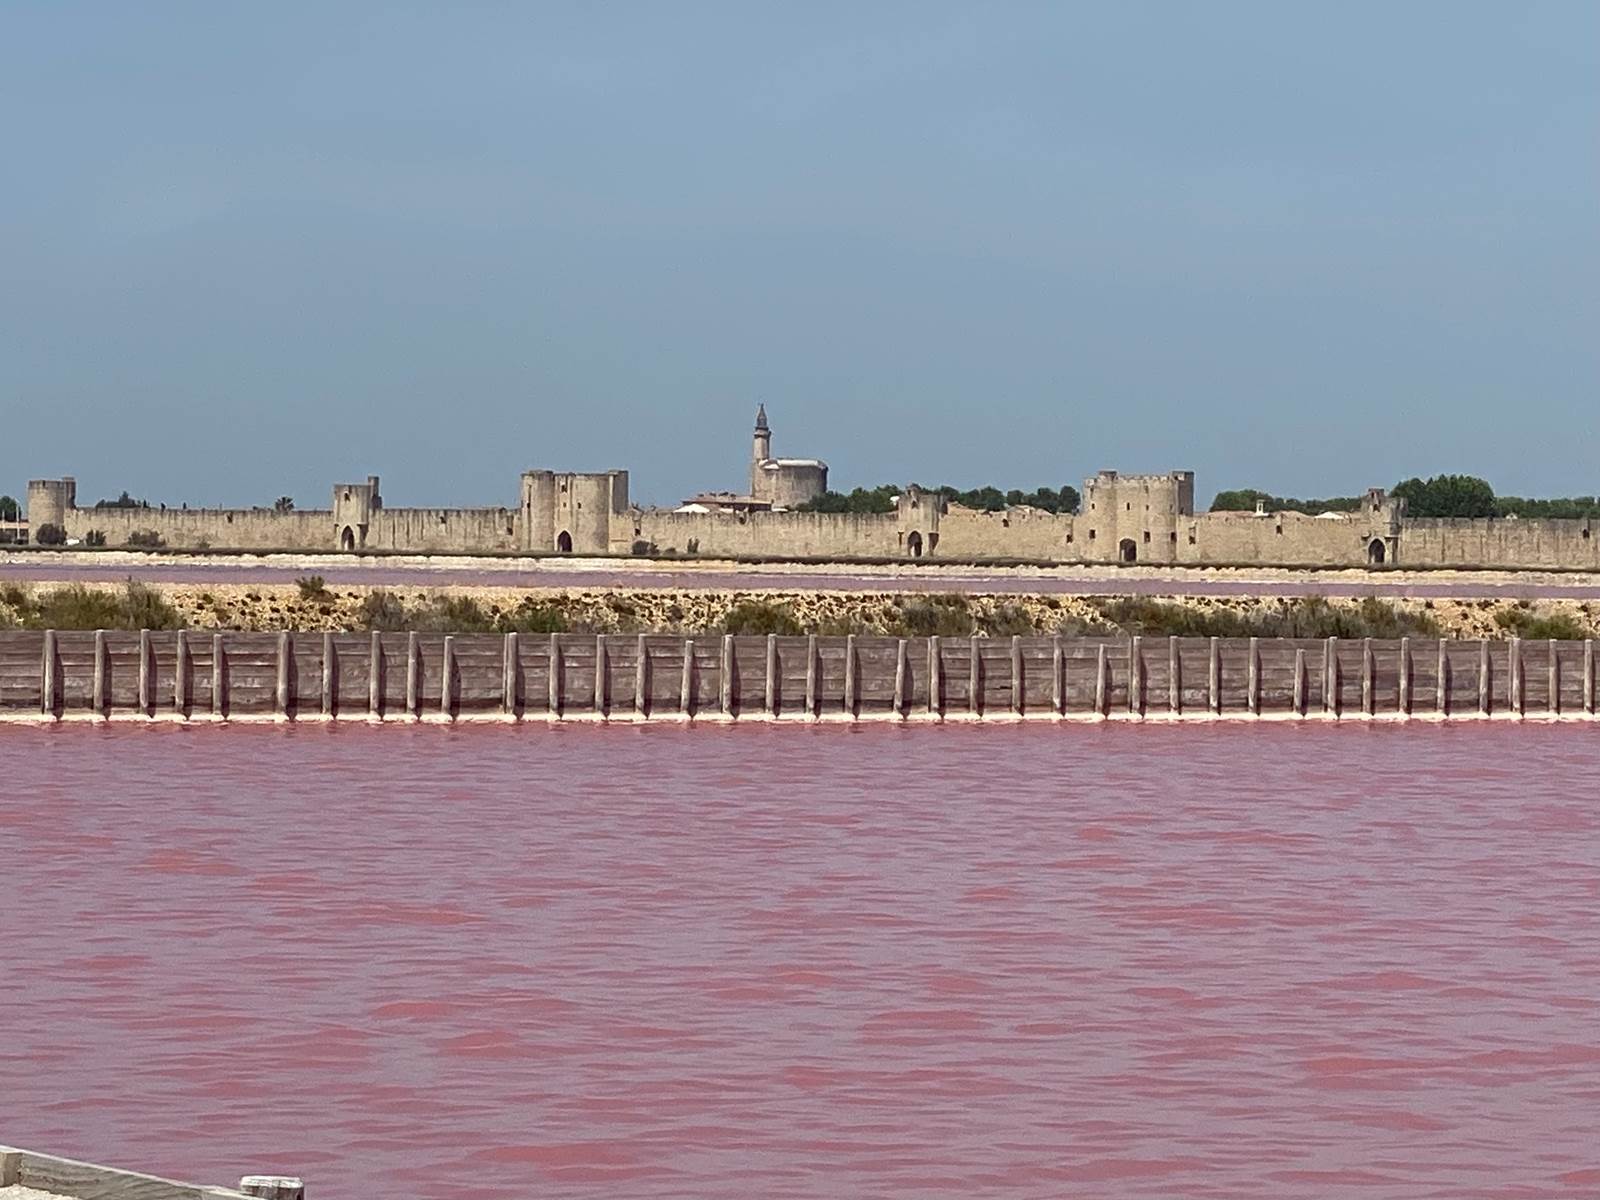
{"left": 1211, "top": 475, "right": 1600, "bottom": 520}
{"left": 797, "top": 483, "right": 1081, "bottom": 515}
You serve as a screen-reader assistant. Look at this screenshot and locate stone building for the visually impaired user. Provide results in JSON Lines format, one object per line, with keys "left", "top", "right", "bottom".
{"left": 17, "top": 406, "right": 1600, "bottom": 568}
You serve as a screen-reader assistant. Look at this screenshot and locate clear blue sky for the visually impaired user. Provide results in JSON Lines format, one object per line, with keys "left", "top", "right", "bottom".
{"left": 3, "top": 2, "right": 1595, "bottom": 510}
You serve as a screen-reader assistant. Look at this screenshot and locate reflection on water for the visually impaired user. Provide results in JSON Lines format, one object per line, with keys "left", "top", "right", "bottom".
{"left": 2, "top": 723, "right": 1597, "bottom": 1198}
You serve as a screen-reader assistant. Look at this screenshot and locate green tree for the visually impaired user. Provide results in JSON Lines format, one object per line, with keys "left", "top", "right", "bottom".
{"left": 1391, "top": 474, "right": 1496, "bottom": 518}
{"left": 273, "top": 496, "right": 295, "bottom": 514}
{"left": 1210, "top": 488, "right": 1361, "bottom": 514}
{"left": 0, "top": 495, "right": 18, "bottom": 521}
{"left": 95, "top": 491, "right": 149, "bottom": 510}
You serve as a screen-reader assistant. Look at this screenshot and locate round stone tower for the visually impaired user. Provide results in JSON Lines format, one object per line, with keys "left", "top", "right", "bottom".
{"left": 26, "top": 477, "right": 77, "bottom": 533}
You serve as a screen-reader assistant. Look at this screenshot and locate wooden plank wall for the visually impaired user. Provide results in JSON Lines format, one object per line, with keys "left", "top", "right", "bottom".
{"left": 0, "top": 631, "right": 1596, "bottom": 722}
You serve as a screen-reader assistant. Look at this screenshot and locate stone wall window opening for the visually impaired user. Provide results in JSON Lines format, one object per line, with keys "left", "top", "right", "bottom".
{"left": 1119, "top": 538, "right": 1137, "bottom": 563}
{"left": 1367, "top": 537, "right": 1386, "bottom": 565}
{"left": 1065, "top": 530, "right": 1074, "bottom": 544}
{"left": 907, "top": 530, "right": 923, "bottom": 558}
{"left": 557, "top": 530, "right": 573, "bottom": 553}
{"left": 1275, "top": 523, "right": 1283, "bottom": 535}
{"left": 927, "top": 531, "right": 939, "bottom": 553}
{"left": 1169, "top": 531, "right": 1177, "bottom": 543}
{"left": 1142, "top": 530, "right": 1150, "bottom": 545}
{"left": 1089, "top": 529, "right": 1096, "bottom": 541}
{"left": 1188, "top": 529, "right": 1197, "bottom": 544}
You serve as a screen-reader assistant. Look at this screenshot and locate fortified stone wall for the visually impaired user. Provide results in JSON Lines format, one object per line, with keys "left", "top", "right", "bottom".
{"left": 366, "top": 508, "right": 521, "bottom": 554}
{"left": 636, "top": 510, "right": 906, "bottom": 557}
{"left": 57, "top": 505, "right": 332, "bottom": 550}
{"left": 1398, "top": 518, "right": 1600, "bottom": 569}
{"left": 1181, "top": 510, "right": 1388, "bottom": 566}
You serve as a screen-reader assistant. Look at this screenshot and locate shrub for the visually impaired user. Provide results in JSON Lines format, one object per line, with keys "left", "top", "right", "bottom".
{"left": 1493, "top": 609, "right": 1589, "bottom": 640}
{"left": 409, "top": 595, "right": 496, "bottom": 632}
{"left": 121, "top": 581, "right": 180, "bottom": 630}
{"left": 979, "top": 602, "right": 1037, "bottom": 637}
{"left": 126, "top": 529, "right": 165, "bottom": 549}
{"left": 499, "top": 598, "right": 568, "bottom": 634}
{"left": 296, "top": 575, "right": 330, "bottom": 601}
{"left": 84, "top": 529, "right": 107, "bottom": 547}
{"left": 29, "top": 585, "right": 124, "bottom": 629}
{"left": 34, "top": 523, "right": 67, "bottom": 546}
{"left": 360, "top": 590, "right": 409, "bottom": 631}
{"left": 1093, "top": 596, "right": 1439, "bottom": 640}
{"left": 631, "top": 539, "right": 657, "bottom": 555}
{"left": 722, "top": 600, "right": 802, "bottom": 636}
{"left": 892, "top": 594, "right": 974, "bottom": 637}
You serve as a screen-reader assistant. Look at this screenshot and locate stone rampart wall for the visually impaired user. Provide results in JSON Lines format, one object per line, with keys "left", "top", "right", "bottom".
{"left": 636, "top": 510, "right": 909, "bottom": 557}
{"left": 60, "top": 506, "right": 332, "bottom": 550}
{"left": 366, "top": 508, "right": 520, "bottom": 554}
{"left": 1399, "top": 518, "right": 1600, "bottom": 569}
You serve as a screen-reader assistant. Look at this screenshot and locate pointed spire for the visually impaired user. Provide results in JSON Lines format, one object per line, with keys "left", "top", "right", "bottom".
{"left": 754, "top": 403, "right": 768, "bottom": 431}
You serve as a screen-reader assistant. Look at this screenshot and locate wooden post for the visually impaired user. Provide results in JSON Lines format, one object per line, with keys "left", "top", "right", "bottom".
{"left": 1011, "top": 635, "right": 1024, "bottom": 716}
{"left": 238, "top": 1177, "right": 303, "bottom": 1200}
{"left": 40, "top": 629, "right": 56, "bottom": 717}
{"left": 928, "top": 636, "right": 941, "bottom": 718}
{"left": 1479, "top": 639, "right": 1491, "bottom": 716}
{"left": 92, "top": 629, "right": 107, "bottom": 717}
{"left": 635, "top": 634, "right": 648, "bottom": 718}
{"left": 720, "top": 634, "right": 734, "bottom": 717}
{"left": 893, "top": 638, "right": 908, "bottom": 717}
{"left": 1360, "top": 638, "right": 1373, "bottom": 716}
{"left": 1053, "top": 635, "right": 1065, "bottom": 716}
{"left": 1586, "top": 639, "right": 1596, "bottom": 716}
{"left": 844, "top": 633, "right": 857, "bottom": 718}
{"left": 441, "top": 635, "right": 455, "bottom": 719}
{"left": 595, "top": 635, "right": 609, "bottom": 717}
{"left": 805, "top": 634, "right": 818, "bottom": 718}
{"left": 275, "top": 631, "right": 290, "bottom": 718}
{"left": 1247, "top": 637, "right": 1259, "bottom": 716}
{"left": 1168, "top": 635, "right": 1180, "bottom": 715}
{"left": 138, "top": 628, "right": 152, "bottom": 716}
{"left": 1129, "top": 636, "right": 1143, "bottom": 716}
{"left": 407, "top": 631, "right": 420, "bottom": 719}
{"left": 546, "top": 633, "right": 560, "bottom": 718}
{"left": 1207, "top": 637, "right": 1220, "bottom": 715}
{"left": 1398, "top": 636, "right": 1411, "bottom": 716}
{"left": 969, "top": 634, "right": 981, "bottom": 718}
{"left": 1324, "top": 636, "right": 1337, "bottom": 716}
{"left": 322, "top": 631, "right": 336, "bottom": 717}
{"left": 681, "top": 638, "right": 695, "bottom": 718}
{"left": 765, "top": 633, "right": 778, "bottom": 717}
{"left": 1293, "top": 647, "right": 1306, "bottom": 716}
{"left": 1436, "top": 640, "right": 1448, "bottom": 717}
{"left": 1095, "top": 643, "right": 1108, "bottom": 717}
{"left": 369, "top": 630, "right": 382, "bottom": 719}
{"left": 1548, "top": 638, "right": 1559, "bottom": 717}
{"left": 504, "top": 632, "right": 520, "bottom": 717}
{"left": 1510, "top": 636, "right": 1523, "bottom": 716}
{"left": 176, "top": 630, "right": 190, "bottom": 717}
{"left": 212, "top": 632, "right": 225, "bottom": 719}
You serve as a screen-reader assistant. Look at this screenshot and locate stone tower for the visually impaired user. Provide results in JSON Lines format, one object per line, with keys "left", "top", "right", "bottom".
{"left": 750, "top": 404, "right": 771, "bottom": 498}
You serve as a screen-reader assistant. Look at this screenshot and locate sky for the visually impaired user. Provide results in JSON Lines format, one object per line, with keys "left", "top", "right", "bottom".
{"left": 2, "top": 1, "right": 1596, "bottom": 510}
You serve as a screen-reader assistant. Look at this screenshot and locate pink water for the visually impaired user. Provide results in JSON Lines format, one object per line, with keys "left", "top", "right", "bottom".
{"left": 2, "top": 724, "right": 1597, "bottom": 1199}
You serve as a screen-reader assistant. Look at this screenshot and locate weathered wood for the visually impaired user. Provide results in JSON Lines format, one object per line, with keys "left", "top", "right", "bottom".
{"left": 1548, "top": 638, "right": 1559, "bottom": 716}
{"left": 1168, "top": 635, "right": 1180, "bottom": 715}
{"left": 805, "top": 634, "right": 818, "bottom": 717}
{"left": 1053, "top": 635, "right": 1066, "bottom": 715}
{"left": 322, "top": 631, "right": 336, "bottom": 716}
{"left": 1247, "top": 637, "right": 1259, "bottom": 716}
{"left": 1479, "top": 639, "right": 1491, "bottom": 715}
{"left": 720, "top": 634, "right": 734, "bottom": 716}
{"left": 138, "top": 628, "right": 152, "bottom": 716}
{"left": 1437, "top": 639, "right": 1448, "bottom": 716}
{"left": 1208, "top": 637, "right": 1220, "bottom": 715}
{"left": 635, "top": 634, "right": 649, "bottom": 717}
{"left": 176, "top": 630, "right": 190, "bottom": 717}
{"left": 406, "top": 631, "right": 420, "bottom": 718}
{"left": 1361, "top": 638, "right": 1373, "bottom": 716}
{"left": 1095, "top": 643, "right": 1108, "bottom": 716}
{"left": 844, "top": 633, "right": 857, "bottom": 717}
{"left": 765, "top": 633, "right": 778, "bottom": 716}
{"left": 1293, "top": 647, "right": 1306, "bottom": 715}
{"left": 441, "top": 635, "right": 455, "bottom": 718}
{"left": 40, "top": 629, "right": 57, "bottom": 716}
{"left": 503, "top": 632, "right": 519, "bottom": 716}
{"left": 1129, "top": 636, "right": 1143, "bottom": 715}
{"left": 274, "top": 631, "right": 290, "bottom": 717}
{"left": 969, "top": 634, "right": 981, "bottom": 717}
{"left": 1586, "top": 640, "right": 1596, "bottom": 715}
{"left": 546, "top": 632, "right": 561, "bottom": 718}
{"left": 1509, "top": 637, "right": 1523, "bottom": 715}
{"left": 1010, "top": 636, "right": 1023, "bottom": 715}
{"left": 595, "top": 635, "right": 609, "bottom": 716}
{"left": 209, "top": 632, "right": 224, "bottom": 718}
{"left": 369, "top": 630, "right": 382, "bottom": 717}
{"left": 894, "top": 638, "right": 908, "bottom": 716}
{"left": 1398, "top": 636, "right": 1411, "bottom": 715}
{"left": 928, "top": 635, "right": 941, "bottom": 717}
{"left": 681, "top": 638, "right": 695, "bottom": 717}
{"left": 1324, "top": 637, "right": 1337, "bottom": 716}
{"left": 92, "top": 629, "right": 107, "bottom": 716}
